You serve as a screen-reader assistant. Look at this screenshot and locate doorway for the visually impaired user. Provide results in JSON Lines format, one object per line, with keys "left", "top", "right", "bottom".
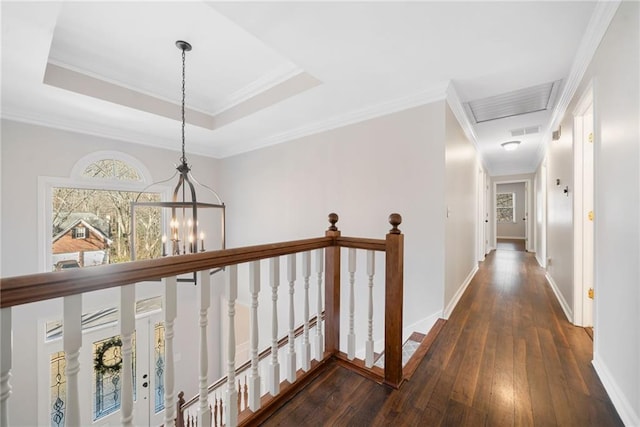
{"left": 493, "top": 179, "right": 532, "bottom": 252}
{"left": 40, "top": 302, "right": 165, "bottom": 426}
{"left": 573, "top": 83, "right": 595, "bottom": 328}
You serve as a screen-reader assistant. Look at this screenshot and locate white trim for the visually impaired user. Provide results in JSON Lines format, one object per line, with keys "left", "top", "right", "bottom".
{"left": 534, "top": 0, "right": 621, "bottom": 170}
{"left": 443, "top": 264, "right": 479, "bottom": 319}
{"left": 544, "top": 272, "right": 573, "bottom": 323}
{"left": 368, "top": 310, "right": 443, "bottom": 359}
{"left": 592, "top": 356, "right": 640, "bottom": 427}
{"left": 493, "top": 179, "right": 533, "bottom": 252}
{"left": 535, "top": 253, "right": 546, "bottom": 269}
{"left": 70, "top": 151, "right": 153, "bottom": 185}
{"left": 216, "top": 83, "right": 449, "bottom": 158}
{"left": 211, "top": 63, "right": 304, "bottom": 115}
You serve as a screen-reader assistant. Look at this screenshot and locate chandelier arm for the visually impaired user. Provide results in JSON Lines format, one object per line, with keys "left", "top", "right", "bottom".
{"left": 188, "top": 172, "right": 224, "bottom": 205}
{"left": 133, "top": 170, "right": 180, "bottom": 202}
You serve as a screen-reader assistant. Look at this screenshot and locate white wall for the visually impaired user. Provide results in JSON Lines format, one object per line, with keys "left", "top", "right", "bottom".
{"left": 443, "top": 102, "right": 479, "bottom": 316}
{"left": 219, "top": 102, "right": 447, "bottom": 347}
{"left": 543, "top": 3, "right": 640, "bottom": 424}
{"left": 496, "top": 182, "right": 526, "bottom": 239}
{"left": 1, "top": 120, "right": 224, "bottom": 426}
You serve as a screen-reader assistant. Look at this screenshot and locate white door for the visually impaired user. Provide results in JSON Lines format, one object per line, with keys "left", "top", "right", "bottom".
{"left": 41, "top": 309, "right": 165, "bottom": 426}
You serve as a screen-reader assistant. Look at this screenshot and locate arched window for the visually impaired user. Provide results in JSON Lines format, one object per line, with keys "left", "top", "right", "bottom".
{"left": 43, "top": 152, "right": 164, "bottom": 272}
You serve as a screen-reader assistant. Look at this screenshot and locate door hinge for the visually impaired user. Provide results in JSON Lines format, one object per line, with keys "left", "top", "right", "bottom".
{"left": 588, "top": 288, "right": 594, "bottom": 299}
{"left": 588, "top": 211, "right": 594, "bottom": 221}
{"left": 588, "top": 132, "right": 594, "bottom": 143}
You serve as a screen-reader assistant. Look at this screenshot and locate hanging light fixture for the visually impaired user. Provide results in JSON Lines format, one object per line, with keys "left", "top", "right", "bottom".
{"left": 130, "top": 40, "right": 225, "bottom": 263}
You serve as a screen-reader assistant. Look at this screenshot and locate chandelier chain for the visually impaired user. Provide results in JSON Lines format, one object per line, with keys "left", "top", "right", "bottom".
{"left": 180, "top": 47, "right": 187, "bottom": 165}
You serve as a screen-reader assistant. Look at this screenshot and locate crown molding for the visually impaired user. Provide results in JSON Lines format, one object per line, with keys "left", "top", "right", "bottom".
{"left": 216, "top": 83, "right": 449, "bottom": 158}
{"left": 536, "top": 0, "right": 621, "bottom": 169}
{"left": 211, "top": 63, "right": 304, "bottom": 115}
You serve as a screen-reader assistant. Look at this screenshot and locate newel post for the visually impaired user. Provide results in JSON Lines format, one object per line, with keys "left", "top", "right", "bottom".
{"left": 324, "top": 213, "right": 341, "bottom": 355}
{"left": 384, "top": 213, "right": 404, "bottom": 388}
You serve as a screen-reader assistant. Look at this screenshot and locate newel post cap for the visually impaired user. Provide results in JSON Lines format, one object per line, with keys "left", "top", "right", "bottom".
{"left": 388, "top": 213, "right": 402, "bottom": 234}
{"left": 327, "top": 213, "right": 339, "bottom": 231}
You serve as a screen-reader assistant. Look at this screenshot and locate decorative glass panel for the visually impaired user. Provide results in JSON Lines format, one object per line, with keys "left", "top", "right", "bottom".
{"left": 50, "top": 351, "right": 66, "bottom": 427}
{"left": 92, "top": 334, "right": 136, "bottom": 421}
{"left": 154, "top": 322, "right": 165, "bottom": 413}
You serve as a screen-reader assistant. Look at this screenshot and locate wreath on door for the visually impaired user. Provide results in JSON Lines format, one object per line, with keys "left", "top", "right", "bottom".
{"left": 94, "top": 337, "right": 123, "bottom": 376}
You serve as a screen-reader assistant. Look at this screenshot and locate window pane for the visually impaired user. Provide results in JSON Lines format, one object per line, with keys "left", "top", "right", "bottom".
{"left": 50, "top": 351, "right": 66, "bottom": 427}
{"left": 154, "top": 322, "right": 165, "bottom": 413}
{"left": 82, "top": 159, "right": 141, "bottom": 181}
{"left": 52, "top": 188, "right": 161, "bottom": 270}
{"left": 93, "top": 334, "right": 136, "bottom": 421}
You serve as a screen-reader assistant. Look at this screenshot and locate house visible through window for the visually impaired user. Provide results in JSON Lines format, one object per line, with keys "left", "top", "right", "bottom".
{"left": 496, "top": 192, "right": 516, "bottom": 223}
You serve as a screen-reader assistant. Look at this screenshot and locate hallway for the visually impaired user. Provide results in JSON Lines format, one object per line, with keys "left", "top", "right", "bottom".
{"left": 261, "top": 248, "right": 623, "bottom": 426}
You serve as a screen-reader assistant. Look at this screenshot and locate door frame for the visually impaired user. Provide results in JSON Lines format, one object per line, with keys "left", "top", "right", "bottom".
{"left": 492, "top": 178, "right": 533, "bottom": 251}
{"left": 572, "top": 81, "right": 595, "bottom": 328}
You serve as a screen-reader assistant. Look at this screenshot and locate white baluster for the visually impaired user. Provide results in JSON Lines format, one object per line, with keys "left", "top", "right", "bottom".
{"left": 0, "top": 308, "right": 12, "bottom": 427}
{"left": 301, "top": 251, "right": 311, "bottom": 371}
{"left": 63, "top": 294, "right": 81, "bottom": 427}
{"left": 365, "top": 251, "right": 375, "bottom": 368}
{"left": 248, "top": 261, "right": 261, "bottom": 411}
{"left": 315, "top": 249, "right": 324, "bottom": 360}
{"left": 164, "top": 276, "right": 177, "bottom": 426}
{"left": 347, "top": 248, "right": 356, "bottom": 360}
{"left": 198, "top": 270, "right": 211, "bottom": 427}
{"left": 286, "top": 254, "right": 297, "bottom": 382}
{"left": 268, "top": 257, "right": 280, "bottom": 396}
{"left": 120, "top": 284, "right": 135, "bottom": 426}
{"left": 225, "top": 265, "right": 238, "bottom": 427}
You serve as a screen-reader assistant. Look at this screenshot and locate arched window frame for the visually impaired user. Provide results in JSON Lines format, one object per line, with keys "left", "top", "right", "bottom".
{"left": 38, "top": 151, "right": 170, "bottom": 272}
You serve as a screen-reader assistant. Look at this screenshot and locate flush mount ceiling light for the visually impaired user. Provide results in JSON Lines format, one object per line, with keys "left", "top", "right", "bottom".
{"left": 501, "top": 141, "right": 521, "bottom": 151}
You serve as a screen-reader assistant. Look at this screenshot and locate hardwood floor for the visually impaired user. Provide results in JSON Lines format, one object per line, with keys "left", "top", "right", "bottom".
{"left": 259, "top": 249, "right": 623, "bottom": 426}
{"left": 496, "top": 238, "right": 526, "bottom": 252}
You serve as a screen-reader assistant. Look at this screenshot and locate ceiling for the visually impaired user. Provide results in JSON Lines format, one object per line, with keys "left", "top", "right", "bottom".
{"left": 1, "top": 1, "right": 600, "bottom": 176}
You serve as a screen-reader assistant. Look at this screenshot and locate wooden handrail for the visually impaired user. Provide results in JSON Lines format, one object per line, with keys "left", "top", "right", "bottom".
{"left": 0, "top": 236, "right": 333, "bottom": 308}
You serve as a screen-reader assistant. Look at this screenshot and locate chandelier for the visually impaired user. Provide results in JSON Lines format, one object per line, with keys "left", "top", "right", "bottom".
{"left": 130, "top": 40, "right": 225, "bottom": 263}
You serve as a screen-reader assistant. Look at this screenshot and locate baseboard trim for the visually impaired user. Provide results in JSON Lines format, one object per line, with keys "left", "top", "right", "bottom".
{"left": 592, "top": 356, "right": 640, "bottom": 427}
{"left": 544, "top": 272, "right": 573, "bottom": 323}
{"left": 535, "top": 253, "right": 546, "bottom": 268}
{"left": 403, "top": 311, "right": 442, "bottom": 342}
{"left": 443, "top": 265, "right": 479, "bottom": 319}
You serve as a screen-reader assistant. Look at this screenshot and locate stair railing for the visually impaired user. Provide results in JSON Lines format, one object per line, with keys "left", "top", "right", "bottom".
{"left": 0, "top": 212, "right": 403, "bottom": 427}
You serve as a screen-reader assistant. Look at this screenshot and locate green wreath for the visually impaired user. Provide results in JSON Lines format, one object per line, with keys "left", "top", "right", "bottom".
{"left": 94, "top": 337, "right": 123, "bottom": 376}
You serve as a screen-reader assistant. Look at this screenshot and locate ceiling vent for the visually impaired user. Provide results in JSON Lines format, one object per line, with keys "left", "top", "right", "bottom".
{"left": 465, "top": 80, "right": 561, "bottom": 124}
{"left": 510, "top": 125, "right": 540, "bottom": 137}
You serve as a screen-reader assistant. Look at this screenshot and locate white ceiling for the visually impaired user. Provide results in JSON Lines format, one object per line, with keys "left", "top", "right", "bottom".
{"left": 1, "top": 1, "right": 600, "bottom": 176}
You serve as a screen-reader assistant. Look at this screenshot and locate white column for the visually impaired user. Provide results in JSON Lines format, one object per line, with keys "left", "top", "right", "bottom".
{"left": 248, "top": 261, "right": 261, "bottom": 411}
{"left": 63, "top": 294, "right": 82, "bottom": 427}
{"left": 347, "top": 248, "right": 356, "bottom": 360}
{"left": 225, "top": 265, "right": 238, "bottom": 427}
{"left": 365, "top": 251, "right": 375, "bottom": 368}
{"left": 286, "top": 254, "right": 297, "bottom": 382}
{"left": 0, "top": 308, "right": 12, "bottom": 427}
{"left": 268, "top": 257, "right": 280, "bottom": 396}
{"left": 301, "top": 251, "right": 311, "bottom": 371}
{"left": 163, "top": 276, "right": 177, "bottom": 427}
{"left": 315, "top": 249, "right": 324, "bottom": 360}
{"left": 120, "top": 284, "right": 135, "bottom": 427}
{"left": 197, "top": 270, "right": 211, "bottom": 427}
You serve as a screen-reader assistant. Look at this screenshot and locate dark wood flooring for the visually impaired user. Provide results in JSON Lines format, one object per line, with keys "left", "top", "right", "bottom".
{"left": 496, "top": 238, "right": 526, "bottom": 252}
{"left": 260, "top": 249, "right": 623, "bottom": 426}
